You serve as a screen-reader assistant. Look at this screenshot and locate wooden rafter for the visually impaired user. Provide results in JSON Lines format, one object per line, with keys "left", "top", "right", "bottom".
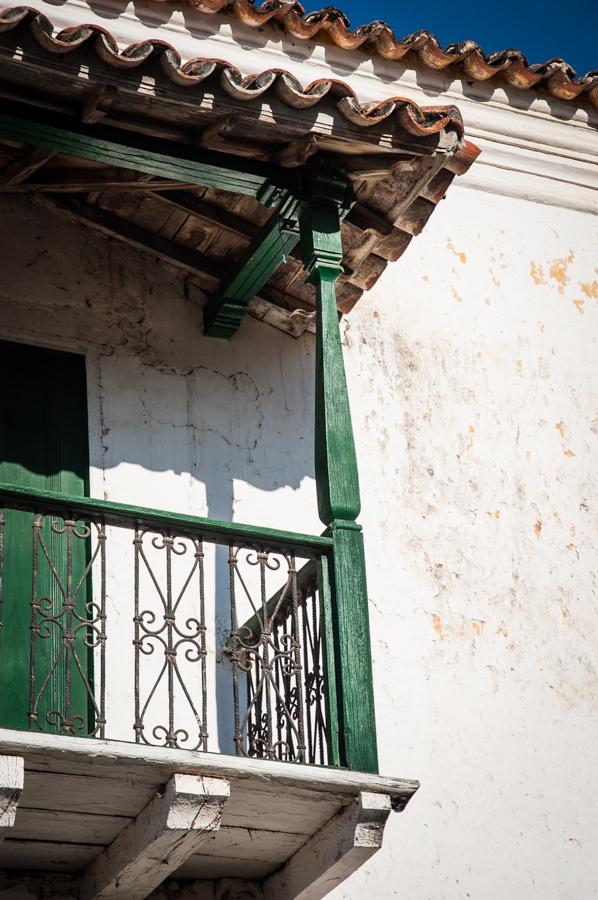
{"left": 0, "top": 171, "right": 198, "bottom": 193}
{"left": 0, "top": 146, "right": 56, "bottom": 186}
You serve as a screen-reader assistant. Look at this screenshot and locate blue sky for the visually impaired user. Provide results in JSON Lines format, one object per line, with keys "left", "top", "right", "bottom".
{"left": 304, "top": 0, "right": 597, "bottom": 75}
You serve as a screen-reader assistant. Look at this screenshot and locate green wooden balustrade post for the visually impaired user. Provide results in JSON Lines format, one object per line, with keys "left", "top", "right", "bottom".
{"left": 300, "top": 164, "right": 379, "bottom": 774}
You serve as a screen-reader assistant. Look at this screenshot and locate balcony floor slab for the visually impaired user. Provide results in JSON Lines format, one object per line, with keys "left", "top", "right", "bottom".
{"left": 0, "top": 728, "right": 418, "bottom": 892}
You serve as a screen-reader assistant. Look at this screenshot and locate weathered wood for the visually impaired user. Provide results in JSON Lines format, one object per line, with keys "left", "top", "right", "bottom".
{"left": 197, "top": 115, "right": 240, "bottom": 150}
{"left": 82, "top": 86, "right": 118, "bottom": 125}
{"left": 79, "top": 774, "right": 230, "bottom": 900}
{"left": 0, "top": 729, "right": 419, "bottom": 807}
{"left": 0, "top": 146, "right": 56, "bottom": 185}
{"left": 12, "top": 808, "right": 130, "bottom": 846}
{"left": 34, "top": 195, "right": 221, "bottom": 288}
{"left": 20, "top": 771, "right": 157, "bottom": 817}
{"left": 271, "top": 135, "right": 319, "bottom": 169}
{"left": 0, "top": 756, "right": 24, "bottom": 841}
{"left": 152, "top": 191, "right": 261, "bottom": 240}
{"left": 262, "top": 792, "right": 391, "bottom": 900}
{"left": 0, "top": 174, "right": 197, "bottom": 193}
{"left": 0, "top": 838, "right": 98, "bottom": 871}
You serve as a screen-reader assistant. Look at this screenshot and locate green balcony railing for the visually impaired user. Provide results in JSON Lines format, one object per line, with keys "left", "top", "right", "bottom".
{"left": 0, "top": 483, "right": 339, "bottom": 767}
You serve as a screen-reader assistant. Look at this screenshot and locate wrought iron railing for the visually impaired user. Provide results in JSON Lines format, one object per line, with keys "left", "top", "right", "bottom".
{"left": 225, "top": 557, "right": 331, "bottom": 764}
{"left": 0, "top": 483, "right": 335, "bottom": 766}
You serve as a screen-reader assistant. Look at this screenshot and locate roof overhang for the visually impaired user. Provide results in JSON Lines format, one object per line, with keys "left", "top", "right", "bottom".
{"left": 0, "top": 0, "right": 480, "bottom": 337}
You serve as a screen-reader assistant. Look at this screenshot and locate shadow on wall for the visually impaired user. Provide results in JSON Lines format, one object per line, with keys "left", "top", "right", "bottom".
{"left": 88, "top": 301, "right": 318, "bottom": 757}
{"left": 0, "top": 195, "right": 318, "bottom": 757}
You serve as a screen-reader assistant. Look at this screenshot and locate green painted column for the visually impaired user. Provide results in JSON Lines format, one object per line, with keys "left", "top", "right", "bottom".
{"left": 300, "top": 168, "right": 379, "bottom": 774}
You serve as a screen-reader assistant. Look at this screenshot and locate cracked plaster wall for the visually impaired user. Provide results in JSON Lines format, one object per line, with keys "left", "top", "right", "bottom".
{"left": 0, "top": 186, "right": 597, "bottom": 898}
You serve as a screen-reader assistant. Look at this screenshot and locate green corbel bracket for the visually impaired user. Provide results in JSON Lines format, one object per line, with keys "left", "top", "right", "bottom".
{"left": 203, "top": 185, "right": 302, "bottom": 338}
{"left": 202, "top": 156, "right": 354, "bottom": 339}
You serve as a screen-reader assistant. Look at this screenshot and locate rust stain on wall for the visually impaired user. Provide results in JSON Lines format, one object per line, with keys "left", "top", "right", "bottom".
{"left": 572, "top": 299, "right": 585, "bottom": 314}
{"left": 534, "top": 520, "right": 542, "bottom": 538}
{"left": 548, "top": 251, "right": 574, "bottom": 294}
{"left": 451, "top": 286, "right": 463, "bottom": 303}
{"left": 447, "top": 240, "right": 467, "bottom": 264}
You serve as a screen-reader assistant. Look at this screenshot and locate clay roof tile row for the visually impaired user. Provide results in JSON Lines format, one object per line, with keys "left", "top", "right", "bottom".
{"left": 0, "top": 5, "right": 465, "bottom": 139}
{"left": 158, "top": 0, "right": 598, "bottom": 109}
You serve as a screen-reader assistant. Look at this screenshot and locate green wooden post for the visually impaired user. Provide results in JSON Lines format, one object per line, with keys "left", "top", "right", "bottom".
{"left": 300, "top": 164, "right": 379, "bottom": 774}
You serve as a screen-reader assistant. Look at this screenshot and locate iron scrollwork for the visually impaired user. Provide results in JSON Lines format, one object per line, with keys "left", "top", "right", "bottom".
{"left": 133, "top": 529, "right": 208, "bottom": 751}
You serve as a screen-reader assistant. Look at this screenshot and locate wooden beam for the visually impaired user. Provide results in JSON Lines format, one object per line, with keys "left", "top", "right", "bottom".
{"left": 0, "top": 173, "right": 198, "bottom": 193}
{"left": 35, "top": 195, "right": 220, "bottom": 289}
{"left": 0, "top": 756, "right": 24, "bottom": 841}
{"left": 203, "top": 192, "right": 301, "bottom": 338}
{"left": 0, "top": 146, "right": 56, "bottom": 186}
{"left": 79, "top": 773, "right": 230, "bottom": 900}
{"left": 196, "top": 114, "right": 240, "bottom": 150}
{"left": 271, "top": 135, "right": 319, "bottom": 169}
{"left": 0, "top": 111, "right": 299, "bottom": 200}
{"left": 263, "top": 792, "right": 391, "bottom": 900}
{"left": 81, "top": 86, "right": 118, "bottom": 126}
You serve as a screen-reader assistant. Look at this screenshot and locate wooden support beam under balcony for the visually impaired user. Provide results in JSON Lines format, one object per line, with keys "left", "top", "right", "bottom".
{"left": 0, "top": 731, "right": 418, "bottom": 897}
{"left": 79, "top": 774, "right": 230, "bottom": 900}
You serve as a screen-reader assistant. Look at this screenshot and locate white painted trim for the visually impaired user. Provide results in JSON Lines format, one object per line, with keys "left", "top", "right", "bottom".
{"left": 263, "top": 791, "right": 391, "bottom": 900}
{"left": 0, "top": 728, "right": 419, "bottom": 806}
{"left": 0, "top": 755, "right": 24, "bottom": 841}
{"left": 79, "top": 773, "right": 230, "bottom": 900}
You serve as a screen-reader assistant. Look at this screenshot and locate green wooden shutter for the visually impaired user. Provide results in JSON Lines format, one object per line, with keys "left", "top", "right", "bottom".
{"left": 0, "top": 340, "right": 90, "bottom": 733}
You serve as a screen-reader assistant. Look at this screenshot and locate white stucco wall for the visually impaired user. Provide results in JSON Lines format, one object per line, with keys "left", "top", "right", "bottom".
{"left": 1, "top": 152, "right": 597, "bottom": 896}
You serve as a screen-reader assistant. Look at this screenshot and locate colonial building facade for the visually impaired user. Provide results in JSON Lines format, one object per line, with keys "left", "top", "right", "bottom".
{"left": 0, "top": 2, "right": 596, "bottom": 898}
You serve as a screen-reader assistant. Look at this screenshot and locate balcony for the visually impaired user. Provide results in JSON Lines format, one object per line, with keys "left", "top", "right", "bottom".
{"left": 0, "top": 483, "right": 418, "bottom": 898}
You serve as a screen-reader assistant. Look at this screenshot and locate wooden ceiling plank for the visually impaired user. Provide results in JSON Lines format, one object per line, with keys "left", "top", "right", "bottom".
{"left": 35, "top": 195, "right": 221, "bottom": 290}
{"left": 151, "top": 190, "right": 260, "bottom": 240}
